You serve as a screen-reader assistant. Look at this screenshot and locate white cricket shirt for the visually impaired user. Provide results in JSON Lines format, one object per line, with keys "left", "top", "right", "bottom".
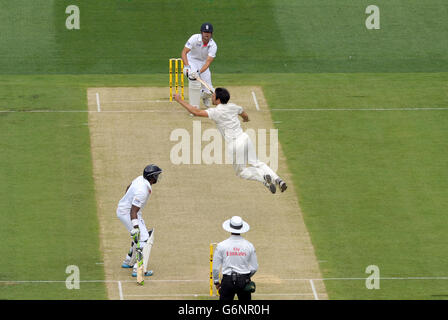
{"left": 212, "top": 235, "right": 258, "bottom": 282}
{"left": 206, "top": 103, "right": 244, "bottom": 142}
{"left": 116, "top": 175, "right": 152, "bottom": 216}
{"left": 185, "top": 34, "right": 217, "bottom": 65}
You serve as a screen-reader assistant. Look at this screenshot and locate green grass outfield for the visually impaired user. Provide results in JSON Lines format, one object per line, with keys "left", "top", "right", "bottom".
{"left": 1, "top": 73, "right": 447, "bottom": 299}
{"left": 1, "top": 0, "right": 447, "bottom": 73}
{"left": 1, "top": 0, "right": 448, "bottom": 300}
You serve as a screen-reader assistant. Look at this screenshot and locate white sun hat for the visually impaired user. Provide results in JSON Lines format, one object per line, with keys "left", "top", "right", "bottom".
{"left": 222, "top": 216, "right": 250, "bottom": 234}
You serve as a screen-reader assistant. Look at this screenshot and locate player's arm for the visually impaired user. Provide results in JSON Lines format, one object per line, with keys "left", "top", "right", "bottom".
{"left": 129, "top": 205, "right": 140, "bottom": 221}
{"left": 199, "top": 56, "right": 214, "bottom": 73}
{"left": 129, "top": 204, "right": 141, "bottom": 241}
{"left": 240, "top": 111, "right": 249, "bottom": 122}
{"left": 248, "top": 246, "right": 259, "bottom": 277}
{"left": 181, "top": 47, "right": 190, "bottom": 68}
{"left": 212, "top": 245, "right": 223, "bottom": 289}
{"left": 173, "top": 94, "right": 209, "bottom": 117}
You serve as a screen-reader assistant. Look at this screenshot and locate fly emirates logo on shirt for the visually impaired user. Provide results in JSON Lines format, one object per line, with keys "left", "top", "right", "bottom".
{"left": 226, "top": 247, "right": 247, "bottom": 257}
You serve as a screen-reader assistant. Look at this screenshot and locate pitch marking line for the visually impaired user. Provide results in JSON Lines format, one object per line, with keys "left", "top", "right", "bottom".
{"left": 3, "top": 276, "right": 448, "bottom": 284}
{"left": 107, "top": 100, "right": 171, "bottom": 103}
{"left": 2, "top": 108, "right": 448, "bottom": 114}
{"left": 309, "top": 279, "right": 319, "bottom": 300}
{"left": 124, "top": 293, "right": 320, "bottom": 298}
{"left": 96, "top": 93, "right": 101, "bottom": 112}
{"left": 271, "top": 107, "right": 448, "bottom": 111}
{"left": 251, "top": 91, "right": 260, "bottom": 111}
{"left": 117, "top": 281, "right": 124, "bottom": 300}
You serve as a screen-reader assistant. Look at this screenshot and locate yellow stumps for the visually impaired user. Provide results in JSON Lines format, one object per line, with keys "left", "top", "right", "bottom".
{"left": 175, "top": 59, "right": 178, "bottom": 96}
{"left": 209, "top": 242, "right": 219, "bottom": 297}
{"left": 169, "top": 58, "right": 184, "bottom": 101}
{"left": 209, "top": 243, "right": 213, "bottom": 296}
{"left": 180, "top": 59, "right": 184, "bottom": 100}
{"left": 169, "top": 59, "right": 173, "bottom": 101}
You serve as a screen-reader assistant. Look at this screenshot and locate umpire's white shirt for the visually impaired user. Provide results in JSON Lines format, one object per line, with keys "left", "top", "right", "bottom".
{"left": 185, "top": 34, "right": 217, "bottom": 65}
{"left": 206, "top": 103, "right": 244, "bottom": 142}
{"left": 212, "top": 235, "right": 258, "bottom": 283}
{"left": 116, "top": 176, "right": 152, "bottom": 217}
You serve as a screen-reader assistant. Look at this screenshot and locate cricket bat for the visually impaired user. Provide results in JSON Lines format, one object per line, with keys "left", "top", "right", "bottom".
{"left": 196, "top": 76, "right": 215, "bottom": 93}
{"left": 136, "top": 246, "right": 144, "bottom": 285}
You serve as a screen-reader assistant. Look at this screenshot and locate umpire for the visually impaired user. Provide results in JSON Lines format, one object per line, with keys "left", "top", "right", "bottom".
{"left": 212, "top": 216, "right": 258, "bottom": 301}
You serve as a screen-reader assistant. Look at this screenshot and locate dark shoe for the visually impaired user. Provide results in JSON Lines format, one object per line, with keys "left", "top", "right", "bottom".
{"left": 264, "top": 175, "right": 276, "bottom": 194}
{"left": 276, "top": 178, "right": 287, "bottom": 192}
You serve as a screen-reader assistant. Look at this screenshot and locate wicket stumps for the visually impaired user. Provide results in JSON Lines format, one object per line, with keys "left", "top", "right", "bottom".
{"left": 209, "top": 242, "right": 218, "bottom": 296}
{"left": 169, "top": 58, "right": 184, "bottom": 101}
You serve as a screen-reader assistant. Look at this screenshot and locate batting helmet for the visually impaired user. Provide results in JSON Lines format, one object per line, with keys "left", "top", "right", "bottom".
{"left": 143, "top": 164, "right": 162, "bottom": 184}
{"left": 200, "top": 22, "right": 213, "bottom": 33}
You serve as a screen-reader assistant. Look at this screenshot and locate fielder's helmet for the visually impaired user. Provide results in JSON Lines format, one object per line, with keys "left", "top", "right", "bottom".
{"left": 200, "top": 22, "right": 213, "bottom": 33}
{"left": 143, "top": 164, "right": 162, "bottom": 184}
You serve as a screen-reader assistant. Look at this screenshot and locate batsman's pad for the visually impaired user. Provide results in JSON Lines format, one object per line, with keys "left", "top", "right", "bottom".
{"left": 189, "top": 79, "right": 201, "bottom": 108}
{"left": 143, "top": 228, "right": 154, "bottom": 272}
{"left": 201, "top": 91, "right": 213, "bottom": 108}
{"left": 128, "top": 241, "right": 138, "bottom": 266}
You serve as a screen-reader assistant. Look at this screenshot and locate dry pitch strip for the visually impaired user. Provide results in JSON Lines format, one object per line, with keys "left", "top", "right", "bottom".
{"left": 87, "top": 86, "right": 327, "bottom": 300}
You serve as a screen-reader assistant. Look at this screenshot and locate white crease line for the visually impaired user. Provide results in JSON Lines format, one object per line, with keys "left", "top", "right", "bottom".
{"left": 254, "top": 293, "right": 317, "bottom": 296}
{"left": 125, "top": 294, "right": 212, "bottom": 297}
{"left": 2, "top": 276, "right": 448, "bottom": 284}
{"left": 309, "top": 279, "right": 319, "bottom": 300}
{"left": 125, "top": 293, "right": 317, "bottom": 297}
{"left": 0, "top": 110, "right": 184, "bottom": 113}
{"left": 128, "top": 280, "right": 209, "bottom": 283}
{"left": 118, "top": 281, "right": 124, "bottom": 301}
{"left": 106, "top": 100, "right": 250, "bottom": 105}
{"left": 2, "top": 108, "right": 448, "bottom": 114}
{"left": 96, "top": 93, "right": 101, "bottom": 112}
{"left": 107, "top": 100, "right": 171, "bottom": 103}
{"left": 251, "top": 91, "right": 260, "bottom": 111}
{"left": 285, "top": 277, "right": 448, "bottom": 281}
{"left": 271, "top": 107, "right": 448, "bottom": 111}
{"left": 0, "top": 110, "right": 90, "bottom": 113}
{"left": 0, "top": 280, "right": 207, "bottom": 283}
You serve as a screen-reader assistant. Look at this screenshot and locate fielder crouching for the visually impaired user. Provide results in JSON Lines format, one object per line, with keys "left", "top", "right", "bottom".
{"left": 116, "top": 164, "right": 162, "bottom": 278}
{"left": 212, "top": 216, "right": 258, "bottom": 301}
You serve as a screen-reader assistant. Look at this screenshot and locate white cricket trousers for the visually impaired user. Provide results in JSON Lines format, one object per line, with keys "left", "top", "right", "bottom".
{"left": 116, "top": 211, "right": 150, "bottom": 243}
{"left": 227, "top": 132, "right": 279, "bottom": 183}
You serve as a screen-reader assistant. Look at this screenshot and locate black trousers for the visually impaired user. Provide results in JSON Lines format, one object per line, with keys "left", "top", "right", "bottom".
{"left": 219, "top": 273, "right": 251, "bottom": 301}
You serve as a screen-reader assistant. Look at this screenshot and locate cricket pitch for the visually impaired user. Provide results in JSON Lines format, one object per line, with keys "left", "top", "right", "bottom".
{"left": 87, "top": 86, "right": 328, "bottom": 300}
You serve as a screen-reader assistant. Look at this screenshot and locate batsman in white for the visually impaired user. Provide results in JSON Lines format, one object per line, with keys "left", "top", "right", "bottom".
{"left": 181, "top": 22, "right": 217, "bottom": 109}
{"left": 174, "top": 89, "right": 287, "bottom": 194}
{"left": 116, "top": 164, "right": 162, "bottom": 277}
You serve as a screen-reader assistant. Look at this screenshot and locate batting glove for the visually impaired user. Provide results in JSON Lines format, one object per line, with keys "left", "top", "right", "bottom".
{"left": 188, "top": 70, "right": 200, "bottom": 80}
{"left": 183, "top": 65, "right": 190, "bottom": 77}
{"left": 130, "top": 228, "right": 140, "bottom": 243}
